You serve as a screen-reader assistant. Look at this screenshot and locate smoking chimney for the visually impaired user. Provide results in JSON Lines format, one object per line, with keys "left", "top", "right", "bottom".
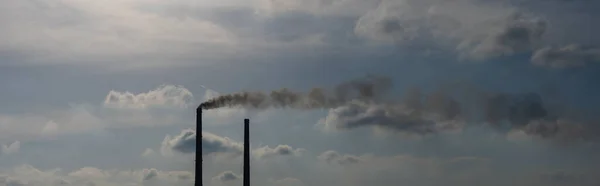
{"left": 196, "top": 106, "right": 249, "bottom": 186}
{"left": 244, "top": 118, "right": 250, "bottom": 186}
{"left": 195, "top": 107, "right": 202, "bottom": 186}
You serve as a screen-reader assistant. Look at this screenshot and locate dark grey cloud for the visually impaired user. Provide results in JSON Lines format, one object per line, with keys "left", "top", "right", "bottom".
{"left": 403, "top": 87, "right": 462, "bottom": 121}
{"left": 459, "top": 13, "right": 547, "bottom": 60}
{"left": 532, "top": 44, "right": 600, "bottom": 68}
{"left": 483, "top": 92, "right": 548, "bottom": 128}
{"left": 494, "top": 14, "right": 546, "bottom": 51}
{"left": 355, "top": 2, "right": 459, "bottom": 54}
{"left": 318, "top": 150, "right": 361, "bottom": 165}
{"left": 321, "top": 101, "right": 442, "bottom": 135}
{"left": 213, "top": 171, "right": 240, "bottom": 182}
{"left": 320, "top": 83, "right": 600, "bottom": 142}
{"left": 321, "top": 86, "right": 463, "bottom": 135}
{"left": 481, "top": 92, "right": 597, "bottom": 142}
{"left": 524, "top": 119, "right": 590, "bottom": 142}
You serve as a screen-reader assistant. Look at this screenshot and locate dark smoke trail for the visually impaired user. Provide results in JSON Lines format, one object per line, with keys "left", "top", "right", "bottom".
{"left": 199, "top": 75, "right": 392, "bottom": 110}
{"left": 199, "top": 76, "right": 599, "bottom": 143}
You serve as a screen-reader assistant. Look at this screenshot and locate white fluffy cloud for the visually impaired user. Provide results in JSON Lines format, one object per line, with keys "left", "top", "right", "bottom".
{"left": 104, "top": 85, "right": 194, "bottom": 109}
{"left": 160, "top": 129, "right": 243, "bottom": 157}
{"left": 158, "top": 129, "right": 304, "bottom": 160}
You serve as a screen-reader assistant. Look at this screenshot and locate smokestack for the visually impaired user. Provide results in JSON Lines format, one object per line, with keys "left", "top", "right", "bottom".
{"left": 244, "top": 118, "right": 250, "bottom": 186}
{"left": 195, "top": 107, "right": 202, "bottom": 186}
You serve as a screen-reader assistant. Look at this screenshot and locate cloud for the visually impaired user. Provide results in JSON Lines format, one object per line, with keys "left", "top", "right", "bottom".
{"left": 0, "top": 0, "right": 240, "bottom": 67}
{"left": 0, "top": 164, "right": 193, "bottom": 186}
{"left": 0, "top": 85, "right": 192, "bottom": 141}
{"left": 316, "top": 84, "right": 600, "bottom": 143}
{"left": 352, "top": 0, "right": 557, "bottom": 61}
{"left": 531, "top": 44, "right": 600, "bottom": 68}
{"left": 0, "top": 0, "right": 595, "bottom": 69}
{"left": 103, "top": 85, "right": 194, "bottom": 109}
{"left": 212, "top": 171, "right": 241, "bottom": 182}
{"left": 141, "top": 148, "right": 156, "bottom": 158}
{"left": 142, "top": 168, "right": 159, "bottom": 181}
{"left": 160, "top": 129, "right": 242, "bottom": 157}
{"left": 317, "top": 150, "right": 362, "bottom": 165}
{"left": 316, "top": 86, "right": 466, "bottom": 135}
{"left": 318, "top": 100, "right": 460, "bottom": 135}
{"left": 523, "top": 119, "right": 588, "bottom": 142}
{"left": 481, "top": 92, "right": 596, "bottom": 142}
{"left": 458, "top": 13, "right": 547, "bottom": 60}
{"left": 483, "top": 92, "right": 548, "bottom": 128}
{"left": 160, "top": 129, "right": 305, "bottom": 160}
{"left": 5, "top": 178, "right": 27, "bottom": 186}
{"left": 354, "top": 0, "right": 448, "bottom": 48}
{"left": 67, "top": 167, "right": 109, "bottom": 179}
{"left": 1, "top": 141, "right": 20, "bottom": 155}
{"left": 253, "top": 145, "right": 305, "bottom": 159}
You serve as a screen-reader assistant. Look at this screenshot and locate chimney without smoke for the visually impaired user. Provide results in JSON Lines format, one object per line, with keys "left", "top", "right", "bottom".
{"left": 244, "top": 118, "right": 250, "bottom": 186}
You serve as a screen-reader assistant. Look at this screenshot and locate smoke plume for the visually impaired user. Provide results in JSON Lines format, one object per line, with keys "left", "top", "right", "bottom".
{"left": 199, "top": 75, "right": 392, "bottom": 110}
{"left": 200, "top": 75, "right": 598, "bottom": 142}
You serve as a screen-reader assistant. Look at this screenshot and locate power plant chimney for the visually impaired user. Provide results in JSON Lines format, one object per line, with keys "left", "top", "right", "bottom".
{"left": 244, "top": 119, "right": 250, "bottom": 186}
{"left": 195, "top": 107, "right": 202, "bottom": 186}
{"left": 196, "top": 107, "right": 249, "bottom": 186}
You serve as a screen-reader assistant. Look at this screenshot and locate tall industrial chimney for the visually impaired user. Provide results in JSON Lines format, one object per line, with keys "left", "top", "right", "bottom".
{"left": 244, "top": 119, "right": 250, "bottom": 186}
{"left": 196, "top": 108, "right": 248, "bottom": 186}
{"left": 195, "top": 108, "right": 202, "bottom": 186}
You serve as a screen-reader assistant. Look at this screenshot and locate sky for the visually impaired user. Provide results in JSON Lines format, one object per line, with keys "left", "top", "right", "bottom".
{"left": 1, "top": 0, "right": 600, "bottom": 186}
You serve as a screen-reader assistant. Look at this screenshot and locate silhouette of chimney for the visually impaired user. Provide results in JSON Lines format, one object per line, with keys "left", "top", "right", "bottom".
{"left": 196, "top": 108, "right": 249, "bottom": 186}
{"left": 244, "top": 118, "right": 250, "bottom": 186}
{"left": 195, "top": 108, "right": 202, "bottom": 186}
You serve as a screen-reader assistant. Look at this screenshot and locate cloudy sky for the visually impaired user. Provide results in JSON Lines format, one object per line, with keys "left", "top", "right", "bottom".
{"left": 1, "top": 0, "right": 600, "bottom": 186}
